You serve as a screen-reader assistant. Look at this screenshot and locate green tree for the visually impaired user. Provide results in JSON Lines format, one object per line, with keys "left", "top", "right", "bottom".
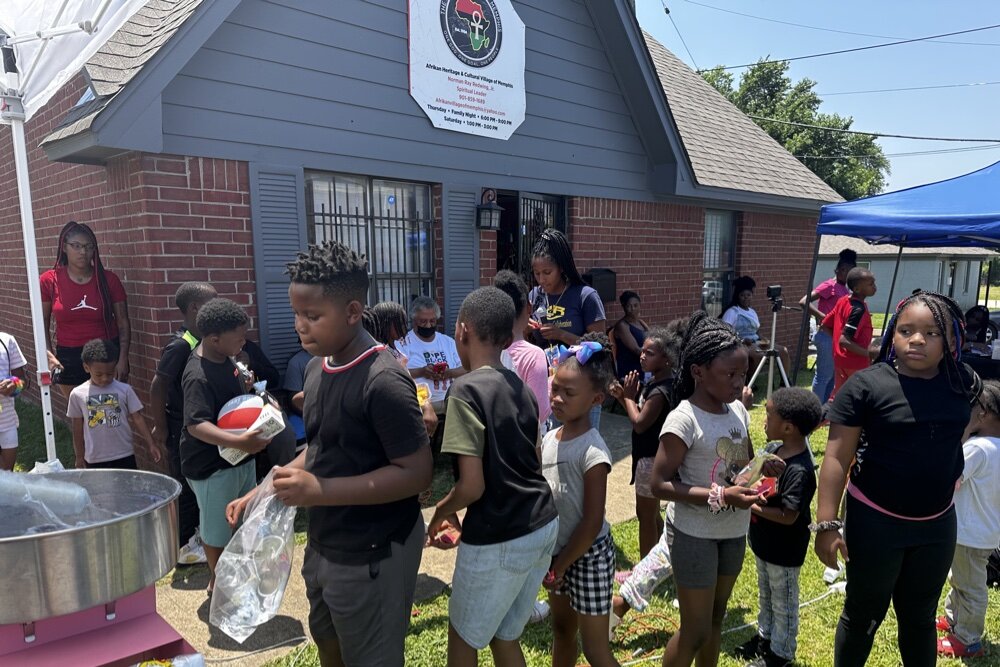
{"left": 702, "top": 61, "right": 889, "bottom": 200}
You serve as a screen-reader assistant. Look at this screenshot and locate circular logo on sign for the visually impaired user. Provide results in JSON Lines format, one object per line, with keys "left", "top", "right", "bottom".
{"left": 440, "top": 0, "right": 502, "bottom": 68}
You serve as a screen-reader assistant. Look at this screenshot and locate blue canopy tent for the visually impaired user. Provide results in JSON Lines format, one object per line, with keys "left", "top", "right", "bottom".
{"left": 791, "top": 160, "right": 1000, "bottom": 379}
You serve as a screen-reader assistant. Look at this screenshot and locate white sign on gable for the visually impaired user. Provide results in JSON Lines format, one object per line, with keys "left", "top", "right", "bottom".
{"left": 408, "top": 0, "right": 525, "bottom": 141}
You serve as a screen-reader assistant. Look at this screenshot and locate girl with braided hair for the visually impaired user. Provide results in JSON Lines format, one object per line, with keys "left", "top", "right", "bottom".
{"left": 41, "top": 221, "right": 131, "bottom": 397}
{"left": 816, "top": 291, "right": 982, "bottom": 667}
{"left": 650, "top": 312, "right": 777, "bottom": 667}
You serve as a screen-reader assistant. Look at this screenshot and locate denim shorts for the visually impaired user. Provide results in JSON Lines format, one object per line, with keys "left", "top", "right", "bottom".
{"left": 186, "top": 462, "right": 256, "bottom": 548}
{"left": 449, "top": 518, "right": 559, "bottom": 649}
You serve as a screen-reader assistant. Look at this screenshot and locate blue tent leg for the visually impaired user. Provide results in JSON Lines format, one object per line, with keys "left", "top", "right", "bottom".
{"left": 880, "top": 244, "right": 904, "bottom": 335}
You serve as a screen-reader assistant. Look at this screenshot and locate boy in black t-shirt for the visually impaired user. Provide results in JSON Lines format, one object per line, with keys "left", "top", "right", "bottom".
{"left": 180, "top": 297, "right": 273, "bottom": 594}
{"left": 150, "top": 281, "right": 217, "bottom": 562}
{"left": 427, "top": 287, "right": 559, "bottom": 666}
{"left": 737, "top": 387, "right": 822, "bottom": 667}
{"left": 229, "top": 242, "right": 432, "bottom": 667}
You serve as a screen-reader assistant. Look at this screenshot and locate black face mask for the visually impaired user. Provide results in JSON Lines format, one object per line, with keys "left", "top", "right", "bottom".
{"left": 416, "top": 325, "right": 437, "bottom": 338}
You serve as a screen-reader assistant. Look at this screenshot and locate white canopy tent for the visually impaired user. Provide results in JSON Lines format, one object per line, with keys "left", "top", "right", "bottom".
{"left": 1, "top": 0, "right": 147, "bottom": 461}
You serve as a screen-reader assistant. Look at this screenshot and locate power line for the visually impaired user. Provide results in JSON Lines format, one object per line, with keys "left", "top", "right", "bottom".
{"left": 818, "top": 80, "right": 1000, "bottom": 96}
{"left": 748, "top": 115, "right": 1000, "bottom": 143}
{"left": 662, "top": 2, "right": 700, "bottom": 71}
{"left": 796, "top": 144, "right": 1000, "bottom": 160}
{"left": 697, "top": 23, "right": 1000, "bottom": 72}
{"left": 682, "top": 0, "right": 1000, "bottom": 48}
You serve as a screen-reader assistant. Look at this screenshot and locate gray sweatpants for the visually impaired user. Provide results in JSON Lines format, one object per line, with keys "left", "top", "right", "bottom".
{"left": 944, "top": 543, "right": 995, "bottom": 645}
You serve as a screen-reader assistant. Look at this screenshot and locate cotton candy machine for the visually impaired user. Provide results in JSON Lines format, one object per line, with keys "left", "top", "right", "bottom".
{"left": 0, "top": 469, "right": 198, "bottom": 666}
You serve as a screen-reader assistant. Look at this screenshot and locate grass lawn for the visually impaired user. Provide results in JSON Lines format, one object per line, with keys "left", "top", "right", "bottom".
{"left": 263, "top": 387, "right": 999, "bottom": 667}
{"left": 11, "top": 396, "right": 997, "bottom": 666}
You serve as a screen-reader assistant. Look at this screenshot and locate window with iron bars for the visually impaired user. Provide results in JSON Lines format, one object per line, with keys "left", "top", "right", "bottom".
{"left": 702, "top": 210, "right": 738, "bottom": 318}
{"left": 305, "top": 172, "right": 434, "bottom": 306}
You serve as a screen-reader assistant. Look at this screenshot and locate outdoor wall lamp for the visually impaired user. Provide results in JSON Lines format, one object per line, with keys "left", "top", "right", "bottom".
{"left": 476, "top": 188, "right": 503, "bottom": 230}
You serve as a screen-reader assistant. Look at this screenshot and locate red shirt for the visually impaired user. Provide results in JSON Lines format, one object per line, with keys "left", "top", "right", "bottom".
{"left": 40, "top": 266, "right": 127, "bottom": 347}
{"left": 822, "top": 295, "right": 872, "bottom": 371}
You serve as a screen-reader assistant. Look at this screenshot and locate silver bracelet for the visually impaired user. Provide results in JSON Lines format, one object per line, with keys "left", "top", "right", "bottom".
{"left": 808, "top": 520, "right": 844, "bottom": 533}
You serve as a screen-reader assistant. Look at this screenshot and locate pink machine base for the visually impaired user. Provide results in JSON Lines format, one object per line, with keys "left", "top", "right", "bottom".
{"left": 0, "top": 586, "right": 195, "bottom": 666}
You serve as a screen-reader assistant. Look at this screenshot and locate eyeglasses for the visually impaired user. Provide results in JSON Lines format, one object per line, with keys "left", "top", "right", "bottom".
{"left": 65, "top": 242, "right": 95, "bottom": 253}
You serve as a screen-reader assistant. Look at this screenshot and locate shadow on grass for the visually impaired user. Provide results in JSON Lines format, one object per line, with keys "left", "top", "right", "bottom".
{"left": 193, "top": 595, "right": 307, "bottom": 652}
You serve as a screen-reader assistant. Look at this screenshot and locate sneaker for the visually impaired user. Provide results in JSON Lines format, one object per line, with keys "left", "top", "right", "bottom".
{"left": 177, "top": 531, "right": 207, "bottom": 565}
{"left": 528, "top": 600, "right": 550, "bottom": 624}
{"left": 746, "top": 649, "right": 791, "bottom": 667}
{"left": 937, "top": 634, "right": 984, "bottom": 658}
{"left": 935, "top": 615, "right": 954, "bottom": 633}
{"left": 734, "top": 635, "right": 770, "bottom": 660}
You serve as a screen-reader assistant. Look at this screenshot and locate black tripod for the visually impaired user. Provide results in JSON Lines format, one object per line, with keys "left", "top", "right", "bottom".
{"left": 747, "top": 295, "right": 792, "bottom": 399}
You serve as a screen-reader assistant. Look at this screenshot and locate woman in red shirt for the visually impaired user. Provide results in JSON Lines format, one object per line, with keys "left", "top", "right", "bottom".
{"left": 40, "top": 222, "right": 131, "bottom": 396}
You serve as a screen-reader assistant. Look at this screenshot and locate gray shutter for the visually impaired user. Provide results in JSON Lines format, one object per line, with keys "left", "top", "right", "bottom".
{"left": 250, "top": 164, "right": 307, "bottom": 376}
{"left": 442, "top": 186, "right": 480, "bottom": 330}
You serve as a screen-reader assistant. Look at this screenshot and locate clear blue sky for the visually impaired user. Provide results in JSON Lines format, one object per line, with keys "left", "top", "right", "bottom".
{"left": 637, "top": 0, "right": 1000, "bottom": 195}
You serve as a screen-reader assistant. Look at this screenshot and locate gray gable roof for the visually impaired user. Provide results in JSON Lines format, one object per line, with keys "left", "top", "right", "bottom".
{"left": 40, "top": 1, "right": 839, "bottom": 209}
{"left": 642, "top": 32, "right": 842, "bottom": 204}
{"left": 41, "top": 0, "right": 203, "bottom": 146}
{"left": 820, "top": 234, "right": 995, "bottom": 259}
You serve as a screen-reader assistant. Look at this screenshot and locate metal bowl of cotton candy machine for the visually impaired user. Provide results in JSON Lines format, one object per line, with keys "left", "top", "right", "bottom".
{"left": 0, "top": 469, "right": 180, "bottom": 624}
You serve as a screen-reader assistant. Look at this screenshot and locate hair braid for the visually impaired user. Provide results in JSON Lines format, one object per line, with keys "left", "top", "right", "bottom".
{"left": 370, "top": 301, "right": 409, "bottom": 344}
{"left": 879, "top": 291, "right": 980, "bottom": 401}
{"left": 673, "top": 311, "right": 743, "bottom": 403}
{"left": 55, "top": 221, "right": 116, "bottom": 339}
{"left": 531, "top": 229, "right": 585, "bottom": 287}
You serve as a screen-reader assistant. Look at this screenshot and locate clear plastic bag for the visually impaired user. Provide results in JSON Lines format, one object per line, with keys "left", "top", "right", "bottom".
{"left": 209, "top": 470, "right": 296, "bottom": 643}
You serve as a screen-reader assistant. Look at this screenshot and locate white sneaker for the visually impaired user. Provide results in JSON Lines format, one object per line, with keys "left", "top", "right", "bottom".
{"left": 528, "top": 600, "right": 550, "bottom": 624}
{"left": 177, "top": 531, "right": 207, "bottom": 565}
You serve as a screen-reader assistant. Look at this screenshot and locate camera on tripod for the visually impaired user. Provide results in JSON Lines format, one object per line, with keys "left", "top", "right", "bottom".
{"left": 766, "top": 285, "right": 783, "bottom": 311}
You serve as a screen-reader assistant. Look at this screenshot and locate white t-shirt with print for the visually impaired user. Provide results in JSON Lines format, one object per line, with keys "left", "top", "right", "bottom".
{"left": 956, "top": 436, "right": 1000, "bottom": 549}
{"left": 67, "top": 379, "right": 143, "bottom": 464}
{"left": 661, "top": 399, "right": 752, "bottom": 540}
{"left": 395, "top": 330, "right": 462, "bottom": 404}
{"left": 541, "top": 427, "right": 612, "bottom": 551}
{"left": 0, "top": 333, "right": 27, "bottom": 431}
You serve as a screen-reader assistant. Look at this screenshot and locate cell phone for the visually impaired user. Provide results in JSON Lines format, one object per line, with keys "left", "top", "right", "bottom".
{"left": 50, "top": 366, "right": 63, "bottom": 384}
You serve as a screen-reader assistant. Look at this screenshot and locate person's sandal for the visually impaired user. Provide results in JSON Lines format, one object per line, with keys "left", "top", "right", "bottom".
{"left": 937, "top": 634, "right": 984, "bottom": 658}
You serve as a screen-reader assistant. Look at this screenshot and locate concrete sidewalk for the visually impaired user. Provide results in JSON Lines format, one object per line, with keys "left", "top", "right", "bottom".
{"left": 156, "top": 412, "right": 639, "bottom": 666}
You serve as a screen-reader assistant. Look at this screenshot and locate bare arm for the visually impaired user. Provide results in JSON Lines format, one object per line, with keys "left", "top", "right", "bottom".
{"left": 651, "top": 433, "right": 760, "bottom": 508}
{"left": 628, "top": 392, "right": 667, "bottom": 435}
{"left": 550, "top": 465, "right": 609, "bottom": 577}
{"left": 615, "top": 320, "right": 642, "bottom": 356}
{"left": 839, "top": 333, "right": 870, "bottom": 358}
{"left": 814, "top": 423, "right": 861, "bottom": 568}
{"left": 800, "top": 289, "right": 825, "bottom": 321}
{"left": 42, "top": 301, "right": 60, "bottom": 369}
{"left": 113, "top": 301, "right": 131, "bottom": 381}
{"left": 71, "top": 417, "right": 86, "bottom": 468}
{"left": 129, "top": 409, "right": 162, "bottom": 464}
{"left": 187, "top": 421, "right": 271, "bottom": 453}
{"left": 274, "top": 446, "right": 433, "bottom": 508}
{"left": 432, "top": 455, "right": 485, "bottom": 518}
{"left": 750, "top": 503, "right": 800, "bottom": 526}
{"left": 148, "top": 375, "right": 169, "bottom": 448}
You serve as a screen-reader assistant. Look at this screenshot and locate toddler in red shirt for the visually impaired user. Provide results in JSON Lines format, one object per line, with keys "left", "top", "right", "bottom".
{"left": 821, "top": 268, "right": 877, "bottom": 400}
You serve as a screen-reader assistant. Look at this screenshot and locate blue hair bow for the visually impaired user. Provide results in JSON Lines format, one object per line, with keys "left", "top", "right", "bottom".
{"left": 556, "top": 341, "right": 603, "bottom": 365}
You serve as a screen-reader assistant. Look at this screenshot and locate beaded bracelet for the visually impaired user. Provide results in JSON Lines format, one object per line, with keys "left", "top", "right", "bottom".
{"left": 808, "top": 519, "right": 844, "bottom": 533}
{"left": 708, "top": 483, "right": 727, "bottom": 515}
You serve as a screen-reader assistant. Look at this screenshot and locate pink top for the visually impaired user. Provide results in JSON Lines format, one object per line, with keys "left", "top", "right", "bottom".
{"left": 506, "top": 340, "right": 551, "bottom": 424}
{"left": 815, "top": 277, "right": 850, "bottom": 316}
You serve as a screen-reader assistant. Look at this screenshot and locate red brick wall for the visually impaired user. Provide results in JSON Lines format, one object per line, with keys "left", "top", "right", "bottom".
{"left": 479, "top": 230, "right": 497, "bottom": 286}
{"left": 0, "top": 78, "right": 255, "bottom": 458}
{"left": 567, "top": 197, "right": 705, "bottom": 327}
{"left": 735, "top": 211, "right": 818, "bottom": 361}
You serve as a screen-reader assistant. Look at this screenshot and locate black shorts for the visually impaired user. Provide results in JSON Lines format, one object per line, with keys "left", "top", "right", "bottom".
{"left": 54, "top": 345, "right": 88, "bottom": 386}
{"left": 55, "top": 337, "right": 120, "bottom": 386}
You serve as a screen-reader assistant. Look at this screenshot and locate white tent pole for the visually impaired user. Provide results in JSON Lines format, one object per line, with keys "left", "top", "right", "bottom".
{"left": 9, "top": 116, "right": 58, "bottom": 462}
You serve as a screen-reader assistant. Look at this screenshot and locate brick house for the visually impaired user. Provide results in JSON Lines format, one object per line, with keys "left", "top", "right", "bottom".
{"left": 0, "top": 0, "right": 840, "bottom": 419}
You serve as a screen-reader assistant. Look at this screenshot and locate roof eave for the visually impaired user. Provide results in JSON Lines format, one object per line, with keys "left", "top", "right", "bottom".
{"left": 674, "top": 180, "right": 830, "bottom": 215}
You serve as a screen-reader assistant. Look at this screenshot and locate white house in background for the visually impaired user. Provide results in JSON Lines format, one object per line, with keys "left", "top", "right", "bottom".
{"left": 816, "top": 235, "right": 994, "bottom": 314}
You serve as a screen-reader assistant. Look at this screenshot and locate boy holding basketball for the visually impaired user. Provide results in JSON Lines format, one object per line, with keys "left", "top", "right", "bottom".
{"left": 180, "top": 297, "right": 272, "bottom": 593}
{"left": 228, "top": 242, "right": 432, "bottom": 667}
